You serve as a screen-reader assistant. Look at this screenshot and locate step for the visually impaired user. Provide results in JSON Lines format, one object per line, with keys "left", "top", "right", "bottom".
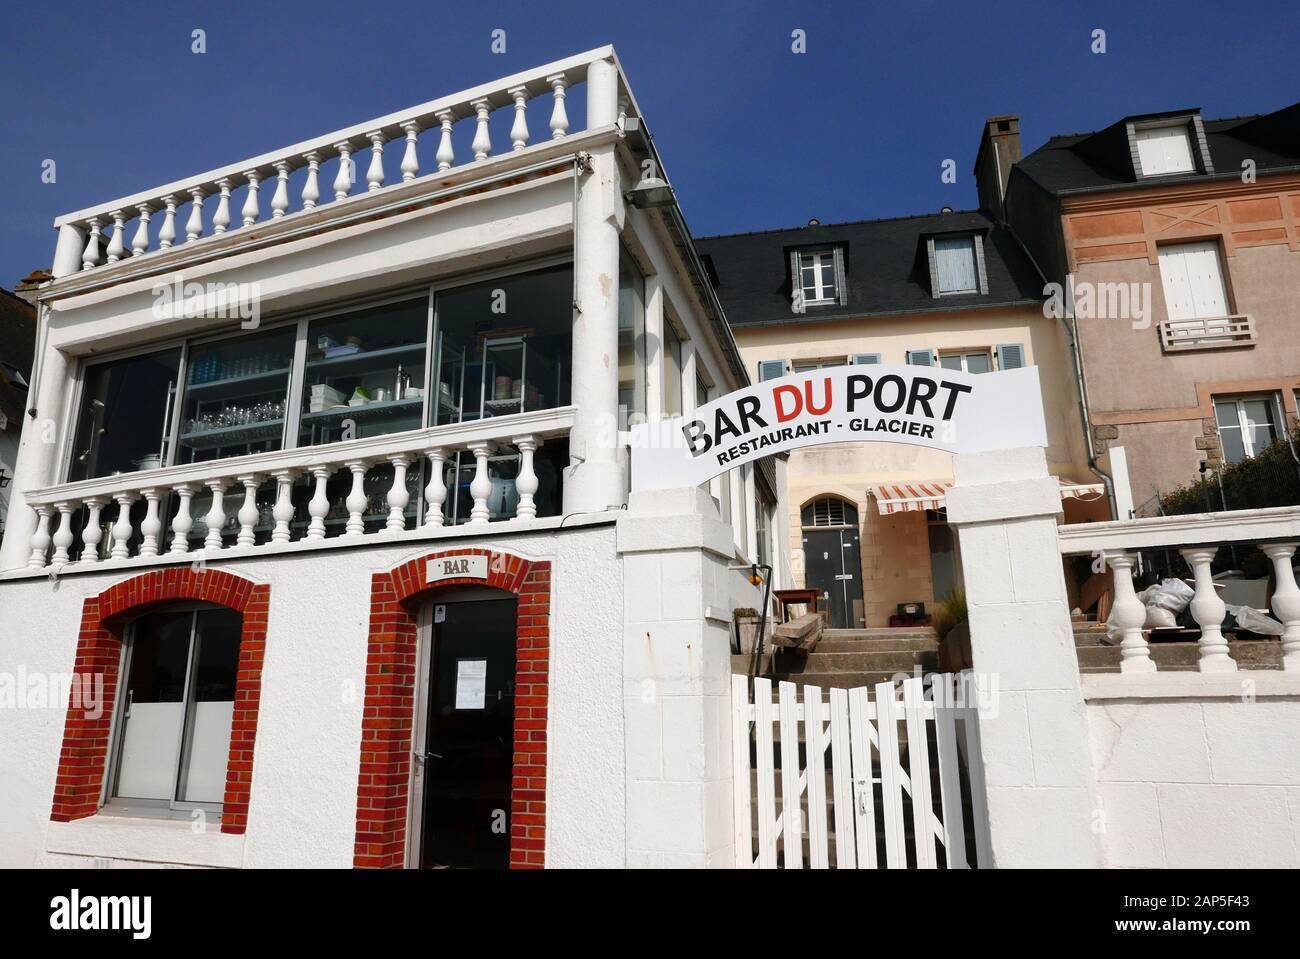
{"left": 815, "top": 635, "right": 940, "bottom": 653}
{"left": 822, "top": 628, "right": 938, "bottom": 641}
{"left": 764, "top": 671, "right": 929, "bottom": 690}
{"left": 778, "top": 650, "right": 938, "bottom": 674}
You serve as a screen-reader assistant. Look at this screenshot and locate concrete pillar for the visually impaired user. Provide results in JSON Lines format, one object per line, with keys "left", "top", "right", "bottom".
{"left": 0, "top": 321, "right": 69, "bottom": 571}
{"left": 51, "top": 224, "right": 86, "bottom": 279}
{"left": 945, "top": 446, "right": 1103, "bottom": 867}
{"left": 617, "top": 486, "right": 736, "bottom": 866}
{"left": 643, "top": 273, "right": 663, "bottom": 424}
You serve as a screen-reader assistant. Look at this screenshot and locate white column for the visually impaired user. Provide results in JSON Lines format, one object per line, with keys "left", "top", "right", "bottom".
{"left": 132, "top": 204, "right": 152, "bottom": 254}
{"left": 333, "top": 142, "right": 354, "bottom": 200}
{"left": 272, "top": 161, "right": 292, "bottom": 217}
{"left": 81, "top": 498, "right": 106, "bottom": 564}
{"left": 508, "top": 86, "right": 530, "bottom": 150}
{"left": 213, "top": 180, "right": 232, "bottom": 233}
{"left": 111, "top": 494, "right": 135, "bottom": 560}
{"left": 434, "top": 111, "right": 455, "bottom": 171}
{"left": 307, "top": 466, "right": 332, "bottom": 540}
{"left": 945, "top": 446, "right": 1102, "bottom": 867}
{"left": 241, "top": 172, "right": 261, "bottom": 226}
{"left": 424, "top": 449, "right": 447, "bottom": 528}
{"left": 139, "top": 489, "right": 163, "bottom": 556}
{"left": 470, "top": 99, "right": 492, "bottom": 160}
{"left": 1105, "top": 552, "right": 1153, "bottom": 673}
{"left": 203, "top": 480, "right": 227, "bottom": 550}
{"left": 365, "top": 132, "right": 386, "bottom": 190}
{"left": 1262, "top": 543, "right": 1300, "bottom": 671}
{"left": 300, "top": 153, "right": 321, "bottom": 209}
{"left": 81, "top": 217, "right": 102, "bottom": 269}
{"left": 344, "top": 460, "right": 368, "bottom": 537}
{"left": 643, "top": 273, "right": 664, "bottom": 424}
{"left": 513, "top": 435, "right": 540, "bottom": 521}
{"left": 52, "top": 223, "right": 87, "bottom": 278}
{"left": 547, "top": 75, "right": 569, "bottom": 139}
{"left": 168, "top": 484, "right": 195, "bottom": 554}
{"left": 563, "top": 114, "right": 624, "bottom": 514}
{"left": 236, "top": 474, "right": 262, "bottom": 547}
{"left": 51, "top": 503, "right": 75, "bottom": 566}
{"left": 386, "top": 456, "right": 411, "bottom": 531}
{"left": 185, "top": 190, "right": 205, "bottom": 242}
{"left": 399, "top": 122, "right": 420, "bottom": 181}
{"left": 468, "top": 442, "right": 492, "bottom": 525}
{"left": 105, "top": 211, "right": 125, "bottom": 264}
{"left": 27, "top": 505, "right": 52, "bottom": 569}
{"left": 1180, "top": 547, "right": 1235, "bottom": 672}
{"left": 159, "top": 196, "right": 178, "bottom": 248}
{"left": 271, "top": 470, "right": 297, "bottom": 543}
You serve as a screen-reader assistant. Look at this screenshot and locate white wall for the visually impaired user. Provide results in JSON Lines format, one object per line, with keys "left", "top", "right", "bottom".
{"left": 0, "top": 521, "right": 624, "bottom": 869}
{"left": 1084, "top": 675, "right": 1300, "bottom": 867}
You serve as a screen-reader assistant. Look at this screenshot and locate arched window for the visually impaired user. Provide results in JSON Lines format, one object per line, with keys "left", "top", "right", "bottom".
{"left": 801, "top": 496, "right": 858, "bottom": 528}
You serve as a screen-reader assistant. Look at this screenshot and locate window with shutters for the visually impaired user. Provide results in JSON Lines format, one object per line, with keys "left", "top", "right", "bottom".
{"left": 793, "top": 249, "right": 842, "bottom": 308}
{"left": 1158, "top": 241, "right": 1231, "bottom": 321}
{"left": 994, "top": 343, "right": 1025, "bottom": 370}
{"left": 1214, "top": 395, "right": 1281, "bottom": 464}
{"left": 792, "top": 357, "right": 848, "bottom": 373}
{"left": 906, "top": 349, "right": 935, "bottom": 367}
{"left": 939, "top": 350, "right": 992, "bottom": 374}
{"left": 1135, "top": 123, "right": 1196, "bottom": 176}
{"left": 933, "top": 236, "right": 979, "bottom": 294}
{"left": 801, "top": 496, "right": 857, "bottom": 528}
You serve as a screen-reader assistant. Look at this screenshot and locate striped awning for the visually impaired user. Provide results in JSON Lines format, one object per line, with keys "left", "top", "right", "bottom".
{"left": 871, "top": 477, "right": 1106, "bottom": 515}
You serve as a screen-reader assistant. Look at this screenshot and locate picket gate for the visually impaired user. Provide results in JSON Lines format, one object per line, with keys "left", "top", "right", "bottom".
{"left": 731, "top": 672, "right": 992, "bottom": 869}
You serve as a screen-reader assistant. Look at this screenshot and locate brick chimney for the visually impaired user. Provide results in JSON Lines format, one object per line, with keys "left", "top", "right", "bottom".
{"left": 974, "top": 116, "right": 1021, "bottom": 222}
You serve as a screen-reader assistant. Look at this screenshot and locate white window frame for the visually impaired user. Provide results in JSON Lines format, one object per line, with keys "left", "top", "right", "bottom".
{"left": 792, "top": 357, "right": 848, "bottom": 373}
{"left": 797, "top": 250, "right": 839, "bottom": 306}
{"left": 937, "top": 350, "right": 993, "bottom": 374}
{"left": 1214, "top": 394, "right": 1282, "bottom": 463}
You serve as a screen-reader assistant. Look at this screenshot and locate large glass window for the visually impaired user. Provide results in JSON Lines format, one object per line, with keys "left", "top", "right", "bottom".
{"left": 618, "top": 253, "right": 646, "bottom": 428}
{"left": 178, "top": 327, "right": 295, "bottom": 463}
{"left": 70, "top": 347, "right": 182, "bottom": 481}
{"left": 663, "top": 323, "right": 683, "bottom": 416}
{"left": 1215, "top": 395, "right": 1280, "bottom": 464}
{"left": 298, "top": 298, "right": 428, "bottom": 447}
{"left": 112, "top": 606, "right": 242, "bottom": 811}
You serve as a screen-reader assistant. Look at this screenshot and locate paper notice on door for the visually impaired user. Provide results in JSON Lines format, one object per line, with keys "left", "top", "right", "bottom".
{"left": 434, "top": 604, "right": 447, "bottom": 624}
{"left": 454, "top": 658, "right": 488, "bottom": 710}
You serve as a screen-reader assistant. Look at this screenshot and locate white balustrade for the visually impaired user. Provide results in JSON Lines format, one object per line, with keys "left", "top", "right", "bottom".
{"left": 344, "top": 460, "right": 368, "bottom": 537}
{"left": 386, "top": 456, "right": 411, "bottom": 530}
{"left": 468, "top": 442, "right": 493, "bottom": 525}
{"left": 52, "top": 49, "right": 628, "bottom": 277}
{"left": 168, "top": 485, "right": 196, "bottom": 555}
{"left": 204, "top": 480, "right": 227, "bottom": 550}
{"left": 237, "top": 475, "right": 262, "bottom": 547}
{"left": 51, "top": 503, "right": 75, "bottom": 566}
{"left": 271, "top": 470, "right": 297, "bottom": 543}
{"left": 111, "top": 494, "right": 135, "bottom": 559}
{"left": 139, "top": 489, "right": 163, "bottom": 556}
{"left": 307, "top": 466, "right": 331, "bottom": 540}
{"left": 28, "top": 506, "right": 52, "bottom": 569}
{"left": 424, "top": 449, "right": 447, "bottom": 528}
{"left": 81, "top": 498, "right": 106, "bottom": 565}
{"left": 513, "top": 435, "right": 540, "bottom": 521}
{"left": 1104, "top": 552, "right": 1154, "bottom": 674}
{"left": 1262, "top": 544, "right": 1300, "bottom": 671}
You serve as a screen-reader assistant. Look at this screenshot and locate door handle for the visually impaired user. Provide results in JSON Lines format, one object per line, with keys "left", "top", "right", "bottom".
{"left": 124, "top": 689, "right": 134, "bottom": 718}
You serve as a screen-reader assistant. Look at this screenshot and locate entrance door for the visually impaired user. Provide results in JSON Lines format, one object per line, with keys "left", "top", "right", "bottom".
{"left": 416, "top": 596, "right": 517, "bottom": 869}
{"left": 802, "top": 527, "right": 862, "bottom": 628}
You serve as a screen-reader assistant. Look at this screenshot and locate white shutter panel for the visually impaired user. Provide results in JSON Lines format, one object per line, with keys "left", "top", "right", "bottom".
{"left": 758, "top": 360, "right": 787, "bottom": 382}
{"left": 1158, "top": 246, "right": 1197, "bottom": 321}
{"left": 833, "top": 248, "right": 848, "bottom": 306}
{"left": 995, "top": 343, "right": 1025, "bottom": 370}
{"left": 850, "top": 353, "right": 881, "bottom": 365}
{"left": 1186, "top": 242, "right": 1228, "bottom": 319}
{"left": 789, "top": 251, "right": 802, "bottom": 312}
{"left": 906, "top": 349, "right": 935, "bottom": 366}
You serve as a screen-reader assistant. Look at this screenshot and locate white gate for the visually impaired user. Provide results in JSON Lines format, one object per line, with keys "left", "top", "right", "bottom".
{"left": 731, "top": 673, "right": 992, "bottom": 868}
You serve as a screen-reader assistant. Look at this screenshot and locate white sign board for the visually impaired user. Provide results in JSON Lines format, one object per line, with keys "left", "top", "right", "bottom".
{"left": 630, "top": 364, "right": 1048, "bottom": 491}
{"left": 454, "top": 658, "right": 488, "bottom": 710}
{"left": 426, "top": 554, "right": 489, "bottom": 585}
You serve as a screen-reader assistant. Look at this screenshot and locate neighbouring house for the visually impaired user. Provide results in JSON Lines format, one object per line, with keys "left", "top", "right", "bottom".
{"left": 695, "top": 128, "right": 1107, "bottom": 629}
{"left": 1004, "top": 101, "right": 1300, "bottom": 515}
{"left": 0, "top": 283, "right": 37, "bottom": 549}
{"left": 0, "top": 48, "right": 779, "bottom": 869}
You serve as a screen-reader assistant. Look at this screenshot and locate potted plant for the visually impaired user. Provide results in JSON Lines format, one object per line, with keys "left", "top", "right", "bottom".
{"left": 934, "top": 589, "right": 972, "bottom": 672}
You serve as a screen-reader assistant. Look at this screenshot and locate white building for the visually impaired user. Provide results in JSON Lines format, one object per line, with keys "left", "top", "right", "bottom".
{"left": 0, "top": 48, "right": 778, "bottom": 869}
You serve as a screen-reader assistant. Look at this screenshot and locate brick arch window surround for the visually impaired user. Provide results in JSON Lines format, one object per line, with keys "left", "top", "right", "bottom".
{"left": 50, "top": 568, "right": 270, "bottom": 834}
{"left": 354, "top": 548, "right": 550, "bottom": 869}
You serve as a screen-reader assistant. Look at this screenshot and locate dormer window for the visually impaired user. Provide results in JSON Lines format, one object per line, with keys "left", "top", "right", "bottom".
{"left": 925, "top": 232, "right": 988, "bottom": 297}
{"left": 1134, "top": 121, "right": 1196, "bottom": 176}
{"left": 790, "top": 247, "right": 846, "bottom": 312}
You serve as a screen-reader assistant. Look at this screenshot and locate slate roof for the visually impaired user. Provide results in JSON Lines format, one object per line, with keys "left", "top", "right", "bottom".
{"left": 1016, "top": 102, "right": 1300, "bottom": 197}
{"left": 693, "top": 210, "right": 1044, "bottom": 328}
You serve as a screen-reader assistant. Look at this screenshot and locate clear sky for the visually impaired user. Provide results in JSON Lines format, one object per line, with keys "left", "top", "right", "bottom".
{"left": 1, "top": 0, "right": 1296, "bottom": 286}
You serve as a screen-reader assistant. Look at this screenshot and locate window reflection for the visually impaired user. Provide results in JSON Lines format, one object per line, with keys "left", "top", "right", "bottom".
{"left": 70, "top": 348, "right": 181, "bottom": 481}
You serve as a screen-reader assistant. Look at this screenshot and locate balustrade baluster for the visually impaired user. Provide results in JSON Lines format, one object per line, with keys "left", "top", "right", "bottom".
{"left": 51, "top": 503, "right": 75, "bottom": 567}
{"left": 132, "top": 204, "right": 152, "bottom": 255}
{"left": 204, "top": 480, "right": 227, "bottom": 551}
{"left": 272, "top": 161, "right": 291, "bottom": 217}
{"left": 1180, "top": 547, "right": 1236, "bottom": 672}
{"left": 237, "top": 475, "right": 262, "bottom": 547}
{"left": 400, "top": 122, "right": 420, "bottom": 181}
{"left": 139, "top": 489, "right": 163, "bottom": 556}
{"left": 28, "top": 505, "right": 52, "bottom": 569}
{"left": 271, "top": 470, "right": 297, "bottom": 543}
{"left": 106, "top": 212, "right": 126, "bottom": 264}
{"left": 1106, "top": 552, "right": 1153, "bottom": 673}
{"left": 366, "top": 132, "right": 386, "bottom": 190}
{"left": 242, "top": 172, "right": 261, "bottom": 226}
{"left": 185, "top": 189, "right": 205, "bottom": 242}
{"left": 111, "top": 494, "right": 135, "bottom": 559}
{"left": 307, "top": 466, "right": 332, "bottom": 540}
{"left": 301, "top": 153, "right": 321, "bottom": 209}
{"left": 344, "top": 461, "right": 368, "bottom": 537}
{"left": 213, "top": 180, "right": 232, "bottom": 233}
{"left": 424, "top": 449, "right": 447, "bottom": 527}
{"left": 81, "top": 498, "right": 106, "bottom": 564}
{"left": 159, "top": 197, "right": 177, "bottom": 248}
{"left": 82, "top": 218, "right": 102, "bottom": 270}
{"left": 1262, "top": 543, "right": 1300, "bottom": 671}
{"left": 386, "top": 456, "right": 411, "bottom": 531}
{"left": 513, "top": 435, "right": 540, "bottom": 521}
{"left": 468, "top": 442, "right": 493, "bottom": 525}
{"left": 508, "top": 87, "right": 530, "bottom": 151}
{"left": 333, "top": 142, "right": 354, "bottom": 200}
{"left": 168, "top": 485, "right": 195, "bottom": 554}
{"left": 435, "top": 111, "right": 455, "bottom": 171}
{"left": 548, "top": 75, "right": 569, "bottom": 139}
{"left": 470, "top": 99, "right": 492, "bottom": 161}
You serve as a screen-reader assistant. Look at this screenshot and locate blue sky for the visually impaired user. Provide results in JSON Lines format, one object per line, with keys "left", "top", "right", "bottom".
{"left": 1, "top": 0, "right": 1296, "bottom": 285}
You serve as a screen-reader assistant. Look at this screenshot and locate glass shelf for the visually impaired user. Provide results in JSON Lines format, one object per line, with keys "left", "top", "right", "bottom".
{"left": 178, "top": 419, "right": 285, "bottom": 450}
{"left": 184, "top": 368, "right": 292, "bottom": 399}
{"left": 300, "top": 397, "right": 424, "bottom": 421}
{"left": 304, "top": 343, "right": 425, "bottom": 373}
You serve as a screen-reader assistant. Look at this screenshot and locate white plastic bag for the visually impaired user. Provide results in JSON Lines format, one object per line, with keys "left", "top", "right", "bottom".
{"left": 1106, "top": 577, "right": 1194, "bottom": 640}
{"left": 1226, "top": 604, "right": 1284, "bottom": 636}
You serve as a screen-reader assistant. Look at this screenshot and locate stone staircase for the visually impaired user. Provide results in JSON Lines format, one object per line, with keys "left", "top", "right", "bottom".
{"left": 1072, "top": 622, "right": 1284, "bottom": 672}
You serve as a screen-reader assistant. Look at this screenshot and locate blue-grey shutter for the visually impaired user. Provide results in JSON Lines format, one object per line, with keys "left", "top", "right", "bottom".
{"left": 758, "top": 359, "right": 787, "bottom": 382}
{"left": 995, "top": 343, "right": 1026, "bottom": 369}
{"left": 833, "top": 247, "right": 848, "bottom": 306}
{"left": 850, "top": 353, "right": 881, "bottom": 365}
{"left": 934, "top": 236, "right": 977, "bottom": 293}
{"left": 906, "top": 349, "right": 935, "bottom": 366}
